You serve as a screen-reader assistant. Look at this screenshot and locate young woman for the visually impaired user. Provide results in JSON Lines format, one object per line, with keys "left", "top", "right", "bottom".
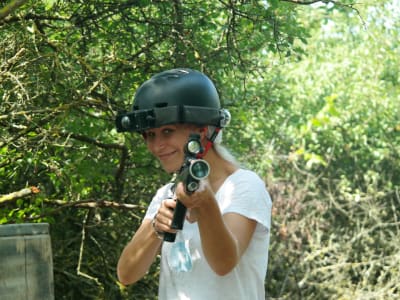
{"left": 116, "top": 68, "right": 272, "bottom": 299}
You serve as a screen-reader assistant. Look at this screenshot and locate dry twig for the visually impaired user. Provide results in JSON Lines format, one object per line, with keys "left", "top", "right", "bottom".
{"left": 0, "top": 186, "right": 40, "bottom": 204}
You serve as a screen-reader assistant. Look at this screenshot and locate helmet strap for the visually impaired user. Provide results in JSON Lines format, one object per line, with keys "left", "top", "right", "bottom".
{"left": 197, "top": 127, "right": 221, "bottom": 159}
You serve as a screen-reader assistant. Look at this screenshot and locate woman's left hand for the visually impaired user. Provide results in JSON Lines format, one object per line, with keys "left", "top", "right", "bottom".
{"left": 175, "top": 179, "right": 214, "bottom": 222}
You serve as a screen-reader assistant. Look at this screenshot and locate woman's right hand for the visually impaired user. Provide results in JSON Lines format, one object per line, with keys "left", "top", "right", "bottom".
{"left": 153, "top": 198, "right": 178, "bottom": 233}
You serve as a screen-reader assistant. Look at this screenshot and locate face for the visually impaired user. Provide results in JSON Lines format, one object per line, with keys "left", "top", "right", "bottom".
{"left": 144, "top": 124, "right": 203, "bottom": 173}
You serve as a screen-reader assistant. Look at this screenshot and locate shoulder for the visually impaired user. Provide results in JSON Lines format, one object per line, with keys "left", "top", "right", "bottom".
{"left": 219, "top": 169, "right": 272, "bottom": 229}
{"left": 154, "top": 182, "right": 174, "bottom": 198}
{"left": 144, "top": 182, "right": 174, "bottom": 220}
{"left": 219, "top": 168, "right": 270, "bottom": 203}
{"left": 228, "top": 169, "right": 266, "bottom": 188}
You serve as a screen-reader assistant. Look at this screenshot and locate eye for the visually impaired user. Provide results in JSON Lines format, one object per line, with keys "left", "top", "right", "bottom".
{"left": 162, "top": 128, "right": 174, "bottom": 136}
{"left": 144, "top": 131, "right": 156, "bottom": 140}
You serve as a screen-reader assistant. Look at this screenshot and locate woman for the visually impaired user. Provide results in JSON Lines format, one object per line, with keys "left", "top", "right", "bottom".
{"left": 116, "top": 68, "right": 272, "bottom": 299}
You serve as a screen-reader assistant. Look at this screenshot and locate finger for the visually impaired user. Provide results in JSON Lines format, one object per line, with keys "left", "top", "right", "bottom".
{"left": 186, "top": 208, "right": 198, "bottom": 223}
{"left": 175, "top": 182, "right": 187, "bottom": 197}
{"left": 154, "top": 212, "right": 172, "bottom": 232}
{"left": 154, "top": 212, "right": 179, "bottom": 234}
{"left": 155, "top": 200, "right": 178, "bottom": 230}
{"left": 163, "top": 198, "right": 177, "bottom": 211}
{"left": 158, "top": 200, "right": 174, "bottom": 219}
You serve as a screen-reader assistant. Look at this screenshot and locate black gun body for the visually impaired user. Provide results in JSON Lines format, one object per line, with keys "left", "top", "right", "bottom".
{"left": 163, "top": 134, "right": 208, "bottom": 243}
{"left": 163, "top": 201, "right": 187, "bottom": 242}
{"left": 163, "top": 174, "right": 197, "bottom": 242}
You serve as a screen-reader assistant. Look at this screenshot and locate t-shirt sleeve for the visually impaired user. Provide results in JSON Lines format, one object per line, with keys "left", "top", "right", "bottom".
{"left": 218, "top": 170, "right": 272, "bottom": 231}
{"left": 143, "top": 183, "right": 174, "bottom": 220}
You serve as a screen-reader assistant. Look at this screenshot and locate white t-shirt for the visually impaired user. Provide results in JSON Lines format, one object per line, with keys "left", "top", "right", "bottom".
{"left": 144, "top": 169, "right": 272, "bottom": 300}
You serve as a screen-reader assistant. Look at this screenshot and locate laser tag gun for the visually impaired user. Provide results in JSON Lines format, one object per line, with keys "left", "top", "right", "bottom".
{"left": 163, "top": 133, "right": 210, "bottom": 242}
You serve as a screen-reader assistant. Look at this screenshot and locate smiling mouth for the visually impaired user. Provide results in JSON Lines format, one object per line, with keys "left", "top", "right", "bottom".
{"left": 158, "top": 151, "right": 177, "bottom": 161}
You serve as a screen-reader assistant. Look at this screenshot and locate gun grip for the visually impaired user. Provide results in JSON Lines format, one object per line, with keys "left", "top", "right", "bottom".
{"left": 163, "top": 200, "right": 187, "bottom": 242}
{"left": 163, "top": 231, "right": 176, "bottom": 242}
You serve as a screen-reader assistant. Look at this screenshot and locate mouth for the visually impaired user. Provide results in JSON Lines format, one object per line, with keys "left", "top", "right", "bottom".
{"left": 157, "top": 150, "right": 177, "bottom": 162}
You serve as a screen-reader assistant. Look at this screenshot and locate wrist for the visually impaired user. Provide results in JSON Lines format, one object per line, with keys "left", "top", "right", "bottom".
{"left": 196, "top": 195, "right": 218, "bottom": 218}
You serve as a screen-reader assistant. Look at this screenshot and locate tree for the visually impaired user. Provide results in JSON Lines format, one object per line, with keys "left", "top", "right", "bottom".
{"left": 264, "top": 2, "right": 400, "bottom": 299}
{"left": 4, "top": 0, "right": 395, "bottom": 299}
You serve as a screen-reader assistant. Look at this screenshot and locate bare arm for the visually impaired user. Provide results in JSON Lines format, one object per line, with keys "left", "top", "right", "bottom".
{"left": 117, "top": 199, "right": 176, "bottom": 285}
{"left": 117, "top": 220, "right": 162, "bottom": 285}
{"left": 177, "top": 182, "right": 257, "bottom": 276}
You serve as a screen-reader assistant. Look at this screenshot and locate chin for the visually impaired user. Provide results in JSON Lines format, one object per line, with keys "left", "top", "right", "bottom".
{"left": 161, "top": 163, "right": 180, "bottom": 174}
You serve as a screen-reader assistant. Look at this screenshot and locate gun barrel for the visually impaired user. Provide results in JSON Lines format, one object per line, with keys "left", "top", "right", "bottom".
{"left": 163, "top": 134, "right": 210, "bottom": 243}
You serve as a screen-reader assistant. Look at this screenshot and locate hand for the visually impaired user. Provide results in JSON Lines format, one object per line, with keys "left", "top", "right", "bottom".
{"left": 186, "top": 208, "right": 198, "bottom": 223}
{"left": 153, "top": 198, "right": 178, "bottom": 233}
{"left": 175, "top": 179, "right": 215, "bottom": 211}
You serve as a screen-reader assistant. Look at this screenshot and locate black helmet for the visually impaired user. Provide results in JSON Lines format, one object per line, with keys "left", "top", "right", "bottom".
{"left": 115, "top": 68, "right": 230, "bottom": 132}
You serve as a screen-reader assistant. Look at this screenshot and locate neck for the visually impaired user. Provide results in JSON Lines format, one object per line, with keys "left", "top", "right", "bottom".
{"left": 204, "top": 148, "right": 238, "bottom": 193}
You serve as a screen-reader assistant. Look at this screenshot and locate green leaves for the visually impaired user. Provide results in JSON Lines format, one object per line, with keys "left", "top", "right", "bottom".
{"left": 1, "top": 0, "right": 398, "bottom": 299}
{"left": 42, "top": 0, "right": 57, "bottom": 10}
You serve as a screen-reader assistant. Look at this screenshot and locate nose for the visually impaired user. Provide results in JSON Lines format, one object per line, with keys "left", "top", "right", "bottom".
{"left": 147, "top": 134, "right": 166, "bottom": 153}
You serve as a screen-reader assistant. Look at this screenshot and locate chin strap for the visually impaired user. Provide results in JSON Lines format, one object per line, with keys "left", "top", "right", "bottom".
{"left": 196, "top": 127, "right": 221, "bottom": 159}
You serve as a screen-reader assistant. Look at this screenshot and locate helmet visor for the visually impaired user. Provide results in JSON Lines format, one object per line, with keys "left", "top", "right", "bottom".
{"left": 115, "top": 105, "right": 224, "bottom": 133}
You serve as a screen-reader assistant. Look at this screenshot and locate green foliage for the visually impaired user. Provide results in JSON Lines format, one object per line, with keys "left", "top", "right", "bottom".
{"left": 1, "top": 0, "right": 399, "bottom": 299}
{"left": 264, "top": 3, "right": 400, "bottom": 299}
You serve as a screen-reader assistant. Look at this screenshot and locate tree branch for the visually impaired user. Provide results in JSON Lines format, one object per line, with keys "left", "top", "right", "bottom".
{"left": 59, "top": 131, "right": 129, "bottom": 196}
{"left": 0, "top": 186, "right": 40, "bottom": 204}
{"left": 76, "top": 210, "right": 102, "bottom": 287}
{"left": 1, "top": 186, "right": 142, "bottom": 213}
{"left": 43, "top": 199, "right": 141, "bottom": 210}
{"left": 61, "top": 131, "right": 127, "bottom": 152}
{"left": 0, "top": 0, "right": 28, "bottom": 21}
{"left": 23, "top": 199, "right": 144, "bottom": 222}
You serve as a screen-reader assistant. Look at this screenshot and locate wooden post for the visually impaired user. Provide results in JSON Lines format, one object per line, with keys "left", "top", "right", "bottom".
{"left": 0, "top": 223, "right": 54, "bottom": 300}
